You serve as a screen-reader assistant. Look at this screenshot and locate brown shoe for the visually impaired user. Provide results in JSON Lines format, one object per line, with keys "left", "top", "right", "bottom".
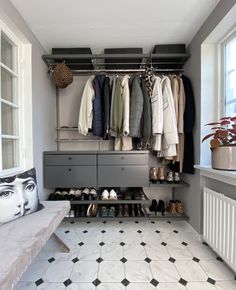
{"left": 166, "top": 200, "right": 176, "bottom": 214}
{"left": 175, "top": 200, "right": 183, "bottom": 214}
{"left": 158, "top": 167, "right": 165, "bottom": 183}
{"left": 149, "top": 167, "right": 158, "bottom": 183}
{"left": 123, "top": 205, "right": 129, "bottom": 217}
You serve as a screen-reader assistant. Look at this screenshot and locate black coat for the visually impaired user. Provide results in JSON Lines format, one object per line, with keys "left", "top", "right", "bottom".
{"left": 141, "top": 77, "right": 152, "bottom": 142}
{"left": 92, "top": 75, "right": 106, "bottom": 137}
{"left": 182, "top": 75, "right": 195, "bottom": 174}
{"left": 103, "top": 77, "right": 111, "bottom": 139}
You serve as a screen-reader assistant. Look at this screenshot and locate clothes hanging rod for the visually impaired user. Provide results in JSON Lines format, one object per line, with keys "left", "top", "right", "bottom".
{"left": 60, "top": 68, "right": 184, "bottom": 75}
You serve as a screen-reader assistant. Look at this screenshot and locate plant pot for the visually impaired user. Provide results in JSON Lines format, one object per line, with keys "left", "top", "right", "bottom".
{"left": 211, "top": 145, "right": 236, "bottom": 170}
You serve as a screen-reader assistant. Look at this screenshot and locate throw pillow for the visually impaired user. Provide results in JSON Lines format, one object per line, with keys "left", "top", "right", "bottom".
{"left": 0, "top": 168, "right": 43, "bottom": 224}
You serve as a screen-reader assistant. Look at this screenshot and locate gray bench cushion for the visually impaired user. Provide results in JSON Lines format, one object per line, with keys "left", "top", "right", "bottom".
{"left": 0, "top": 200, "right": 70, "bottom": 290}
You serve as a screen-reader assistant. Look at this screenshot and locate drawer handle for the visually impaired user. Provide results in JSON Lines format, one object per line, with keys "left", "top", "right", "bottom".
{"left": 68, "top": 168, "right": 72, "bottom": 172}
{"left": 121, "top": 167, "right": 125, "bottom": 171}
{"left": 121, "top": 156, "right": 124, "bottom": 160}
{"left": 68, "top": 157, "right": 72, "bottom": 160}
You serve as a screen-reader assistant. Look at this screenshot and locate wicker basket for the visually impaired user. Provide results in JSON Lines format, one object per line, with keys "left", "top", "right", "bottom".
{"left": 52, "top": 63, "right": 73, "bottom": 88}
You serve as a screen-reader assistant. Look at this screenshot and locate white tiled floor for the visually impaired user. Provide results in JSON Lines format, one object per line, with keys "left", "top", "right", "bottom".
{"left": 13, "top": 220, "right": 236, "bottom": 290}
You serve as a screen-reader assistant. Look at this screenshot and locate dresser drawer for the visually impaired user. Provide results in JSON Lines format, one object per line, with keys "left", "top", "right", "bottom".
{"left": 44, "top": 154, "right": 96, "bottom": 166}
{"left": 98, "top": 165, "right": 148, "bottom": 187}
{"left": 98, "top": 154, "right": 148, "bottom": 165}
{"left": 44, "top": 166, "right": 97, "bottom": 187}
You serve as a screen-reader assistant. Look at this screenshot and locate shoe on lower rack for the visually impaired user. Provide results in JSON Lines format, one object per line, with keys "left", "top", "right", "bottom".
{"left": 123, "top": 204, "right": 129, "bottom": 217}
{"left": 117, "top": 205, "right": 123, "bottom": 217}
{"left": 100, "top": 206, "right": 108, "bottom": 217}
{"left": 175, "top": 200, "right": 184, "bottom": 214}
{"left": 149, "top": 199, "right": 158, "bottom": 215}
{"left": 166, "top": 200, "right": 177, "bottom": 214}
{"left": 107, "top": 206, "right": 115, "bottom": 217}
{"left": 157, "top": 200, "right": 165, "bottom": 216}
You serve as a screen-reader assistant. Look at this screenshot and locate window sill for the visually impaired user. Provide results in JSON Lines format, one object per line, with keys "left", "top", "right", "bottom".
{"left": 194, "top": 165, "right": 236, "bottom": 186}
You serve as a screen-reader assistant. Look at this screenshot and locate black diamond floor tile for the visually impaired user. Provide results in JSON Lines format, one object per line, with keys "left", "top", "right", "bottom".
{"left": 216, "top": 256, "right": 223, "bottom": 262}
{"left": 192, "top": 257, "right": 200, "bottom": 263}
{"left": 48, "top": 257, "right": 55, "bottom": 263}
{"left": 65, "top": 230, "right": 70, "bottom": 234}
{"left": 140, "top": 242, "right": 146, "bottom": 246}
{"left": 83, "top": 230, "right": 88, "bottom": 233}
{"left": 63, "top": 279, "right": 72, "bottom": 287}
{"left": 150, "top": 278, "right": 159, "bottom": 287}
{"left": 119, "top": 221, "right": 123, "bottom": 223}
{"left": 135, "top": 221, "right": 139, "bottom": 224}
{"left": 167, "top": 221, "right": 171, "bottom": 224}
{"left": 120, "top": 257, "right": 127, "bottom": 263}
{"left": 78, "top": 242, "right": 84, "bottom": 246}
{"left": 101, "top": 230, "right": 106, "bottom": 233}
{"left": 207, "top": 277, "right": 216, "bottom": 285}
{"left": 169, "top": 257, "right": 176, "bottom": 263}
{"left": 72, "top": 257, "right": 79, "bottom": 263}
{"left": 121, "top": 278, "right": 130, "bottom": 286}
{"left": 93, "top": 278, "right": 101, "bottom": 286}
{"left": 155, "top": 230, "right": 160, "bottom": 233}
{"left": 99, "top": 242, "right": 105, "bottom": 246}
{"left": 173, "top": 230, "right": 179, "bottom": 233}
{"left": 120, "top": 242, "right": 125, "bottom": 246}
{"left": 70, "top": 221, "right": 75, "bottom": 224}
{"left": 145, "top": 257, "right": 152, "bottom": 263}
{"left": 179, "top": 278, "right": 187, "bottom": 286}
{"left": 103, "top": 221, "right": 107, "bottom": 224}
{"left": 161, "top": 242, "right": 167, "bottom": 246}
{"left": 86, "top": 221, "right": 91, "bottom": 224}
{"left": 119, "top": 230, "right": 124, "bottom": 233}
{"left": 96, "top": 257, "right": 103, "bottom": 263}
{"left": 182, "top": 242, "right": 188, "bottom": 246}
{"left": 202, "top": 242, "right": 208, "bottom": 246}
{"left": 151, "top": 221, "right": 155, "bottom": 224}
{"left": 35, "top": 278, "right": 44, "bottom": 286}
{"left": 137, "top": 230, "right": 142, "bottom": 233}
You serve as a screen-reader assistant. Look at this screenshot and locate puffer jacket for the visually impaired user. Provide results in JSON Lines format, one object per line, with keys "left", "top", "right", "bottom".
{"left": 92, "top": 75, "right": 106, "bottom": 137}
{"left": 129, "top": 77, "right": 143, "bottom": 137}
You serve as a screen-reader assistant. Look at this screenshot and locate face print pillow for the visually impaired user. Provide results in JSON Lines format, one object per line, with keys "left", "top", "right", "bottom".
{"left": 0, "top": 168, "right": 43, "bottom": 224}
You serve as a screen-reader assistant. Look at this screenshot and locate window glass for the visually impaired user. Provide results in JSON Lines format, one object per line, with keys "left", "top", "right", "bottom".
{"left": 1, "top": 102, "right": 18, "bottom": 135}
{"left": 2, "top": 138, "right": 19, "bottom": 170}
{"left": 1, "top": 33, "right": 14, "bottom": 70}
{"left": 225, "top": 36, "right": 236, "bottom": 116}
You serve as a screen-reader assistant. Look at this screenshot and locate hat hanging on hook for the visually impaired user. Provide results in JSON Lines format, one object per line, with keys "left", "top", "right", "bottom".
{"left": 52, "top": 62, "right": 73, "bottom": 89}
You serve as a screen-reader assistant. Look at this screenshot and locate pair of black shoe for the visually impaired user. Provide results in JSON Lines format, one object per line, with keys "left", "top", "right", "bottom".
{"left": 149, "top": 199, "right": 165, "bottom": 216}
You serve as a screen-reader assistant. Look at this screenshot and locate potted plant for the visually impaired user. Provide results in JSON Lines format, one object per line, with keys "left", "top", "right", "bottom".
{"left": 202, "top": 116, "right": 236, "bottom": 170}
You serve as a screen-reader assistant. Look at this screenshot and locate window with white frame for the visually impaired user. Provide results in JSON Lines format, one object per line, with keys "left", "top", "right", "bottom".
{"left": 223, "top": 33, "right": 236, "bottom": 117}
{"left": 0, "top": 21, "right": 32, "bottom": 177}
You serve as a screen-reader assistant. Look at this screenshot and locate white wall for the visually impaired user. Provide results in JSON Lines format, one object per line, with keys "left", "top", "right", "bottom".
{"left": 0, "top": 0, "right": 56, "bottom": 199}
{"left": 175, "top": 0, "right": 236, "bottom": 234}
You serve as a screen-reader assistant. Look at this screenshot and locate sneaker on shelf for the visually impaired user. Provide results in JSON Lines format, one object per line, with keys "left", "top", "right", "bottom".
{"left": 101, "top": 189, "right": 109, "bottom": 200}
{"left": 174, "top": 172, "right": 181, "bottom": 183}
{"left": 100, "top": 206, "right": 108, "bottom": 217}
{"left": 107, "top": 206, "right": 115, "bottom": 217}
{"left": 74, "top": 189, "right": 82, "bottom": 200}
{"left": 109, "top": 189, "right": 118, "bottom": 200}
{"left": 175, "top": 200, "right": 184, "bottom": 214}
{"left": 87, "top": 204, "right": 93, "bottom": 217}
{"left": 89, "top": 188, "right": 98, "bottom": 200}
{"left": 166, "top": 171, "right": 174, "bottom": 183}
{"left": 81, "top": 188, "right": 90, "bottom": 200}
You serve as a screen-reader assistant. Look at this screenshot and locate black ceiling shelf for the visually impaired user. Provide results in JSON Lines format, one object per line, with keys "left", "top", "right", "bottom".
{"left": 42, "top": 52, "right": 190, "bottom": 72}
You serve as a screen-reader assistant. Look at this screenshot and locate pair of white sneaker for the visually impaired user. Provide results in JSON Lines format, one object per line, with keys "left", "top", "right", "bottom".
{"left": 101, "top": 189, "right": 117, "bottom": 200}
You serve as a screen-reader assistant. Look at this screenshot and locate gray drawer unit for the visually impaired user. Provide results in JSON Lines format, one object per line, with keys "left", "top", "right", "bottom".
{"left": 44, "top": 154, "right": 96, "bottom": 166}
{"left": 98, "top": 153, "right": 148, "bottom": 165}
{"left": 98, "top": 165, "right": 149, "bottom": 187}
{"left": 44, "top": 166, "right": 97, "bottom": 187}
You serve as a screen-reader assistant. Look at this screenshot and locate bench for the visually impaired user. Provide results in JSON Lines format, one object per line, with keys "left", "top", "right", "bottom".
{"left": 0, "top": 200, "right": 70, "bottom": 290}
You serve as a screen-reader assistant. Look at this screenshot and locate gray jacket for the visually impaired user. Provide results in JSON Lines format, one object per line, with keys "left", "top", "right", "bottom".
{"left": 129, "top": 77, "right": 144, "bottom": 137}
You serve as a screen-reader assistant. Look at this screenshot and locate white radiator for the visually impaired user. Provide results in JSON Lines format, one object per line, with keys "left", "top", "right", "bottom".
{"left": 203, "top": 187, "right": 236, "bottom": 272}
